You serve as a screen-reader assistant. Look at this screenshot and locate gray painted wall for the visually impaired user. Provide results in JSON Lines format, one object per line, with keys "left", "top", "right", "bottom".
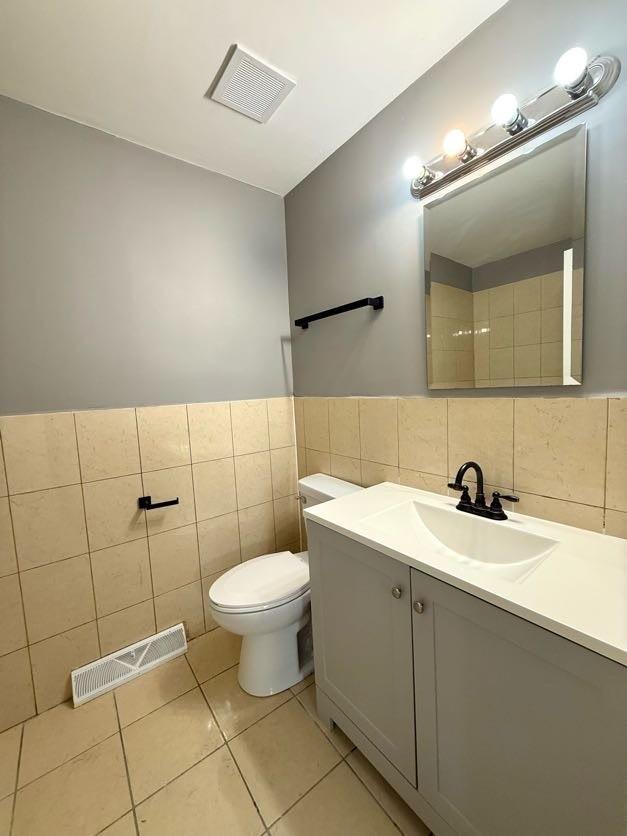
{"left": 285, "top": 0, "right": 627, "bottom": 396}
{"left": 0, "top": 97, "right": 291, "bottom": 414}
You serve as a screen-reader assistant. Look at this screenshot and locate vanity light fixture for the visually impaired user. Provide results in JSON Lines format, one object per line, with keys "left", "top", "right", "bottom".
{"left": 553, "top": 47, "right": 592, "bottom": 97}
{"left": 490, "top": 93, "right": 528, "bottom": 134}
{"left": 403, "top": 156, "right": 437, "bottom": 187}
{"left": 442, "top": 129, "right": 477, "bottom": 162}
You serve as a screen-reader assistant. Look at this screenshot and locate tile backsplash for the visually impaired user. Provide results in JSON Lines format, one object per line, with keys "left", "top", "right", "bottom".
{"left": 0, "top": 398, "right": 299, "bottom": 730}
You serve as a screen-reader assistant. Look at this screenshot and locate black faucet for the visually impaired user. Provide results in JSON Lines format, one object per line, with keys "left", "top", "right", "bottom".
{"left": 448, "top": 461, "right": 519, "bottom": 521}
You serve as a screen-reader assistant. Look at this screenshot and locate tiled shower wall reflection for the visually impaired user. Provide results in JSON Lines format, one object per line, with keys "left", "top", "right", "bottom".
{"left": 0, "top": 398, "right": 299, "bottom": 730}
{"left": 295, "top": 396, "right": 627, "bottom": 544}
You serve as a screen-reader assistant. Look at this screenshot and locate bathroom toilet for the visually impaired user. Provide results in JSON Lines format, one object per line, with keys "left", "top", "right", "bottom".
{"left": 208, "top": 474, "right": 361, "bottom": 696}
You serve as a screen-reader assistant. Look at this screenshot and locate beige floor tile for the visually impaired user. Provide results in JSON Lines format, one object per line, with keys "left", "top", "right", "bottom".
{"left": 83, "top": 474, "right": 147, "bottom": 551}
{"left": 231, "top": 400, "right": 270, "bottom": 457}
{"left": 187, "top": 401, "right": 233, "bottom": 463}
{"left": 270, "top": 447, "right": 298, "bottom": 499}
{"left": 359, "top": 399, "right": 398, "bottom": 466}
{"left": 136, "top": 405, "right": 190, "bottom": 472}
{"left": 0, "top": 574, "right": 26, "bottom": 656}
{"left": 347, "top": 749, "right": 430, "bottom": 836}
{"left": 186, "top": 628, "right": 241, "bottom": 683}
{"left": 193, "top": 458, "right": 237, "bottom": 521}
{"left": 296, "top": 684, "right": 354, "bottom": 756}
{"left": 201, "top": 666, "right": 291, "bottom": 740}
{"left": 142, "top": 466, "right": 196, "bottom": 535}
{"left": 271, "top": 762, "right": 398, "bottom": 836}
{"left": 115, "top": 655, "right": 196, "bottom": 727}
{"left": 135, "top": 746, "right": 263, "bottom": 836}
{"left": 149, "top": 524, "right": 200, "bottom": 596}
{"left": 19, "top": 693, "right": 117, "bottom": 787}
{"left": 75, "top": 408, "right": 141, "bottom": 482}
{"left": 238, "top": 502, "right": 276, "bottom": 561}
{"left": 154, "top": 580, "right": 205, "bottom": 639}
{"left": 303, "top": 399, "right": 329, "bottom": 453}
{"left": 229, "top": 699, "right": 340, "bottom": 825}
{"left": 98, "top": 600, "right": 156, "bottom": 656}
{"left": 0, "top": 725, "right": 21, "bottom": 800}
{"left": 12, "top": 735, "right": 131, "bottom": 836}
{"left": 198, "top": 512, "right": 241, "bottom": 576}
{"left": 0, "top": 499, "right": 17, "bottom": 578}
{"left": 30, "top": 621, "right": 99, "bottom": 713}
{"left": 235, "top": 452, "right": 273, "bottom": 509}
{"left": 0, "top": 649, "right": 35, "bottom": 732}
{"left": 100, "top": 812, "right": 138, "bottom": 836}
{"left": 290, "top": 674, "right": 314, "bottom": 695}
{"left": 123, "top": 688, "right": 222, "bottom": 803}
{"left": 0, "top": 794, "right": 12, "bottom": 836}
{"left": 268, "top": 398, "right": 296, "bottom": 450}
{"left": 91, "top": 539, "right": 152, "bottom": 617}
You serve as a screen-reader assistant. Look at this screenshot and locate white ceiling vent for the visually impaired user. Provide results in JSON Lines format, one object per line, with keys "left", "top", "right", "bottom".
{"left": 211, "top": 45, "right": 296, "bottom": 123}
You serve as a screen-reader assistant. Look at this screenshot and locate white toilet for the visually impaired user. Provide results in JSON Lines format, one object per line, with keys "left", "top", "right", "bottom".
{"left": 208, "top": 474, "right": 361, "bottom": 696}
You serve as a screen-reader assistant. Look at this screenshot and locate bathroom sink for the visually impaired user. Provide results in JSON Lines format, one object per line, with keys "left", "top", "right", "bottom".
{"left": 361, "top": 500, "right": 557, "bottom": 581}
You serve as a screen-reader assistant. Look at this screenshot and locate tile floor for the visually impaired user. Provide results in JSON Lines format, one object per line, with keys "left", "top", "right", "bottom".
{"left": 0, "top": 627, "right": 431, "bottom": 836}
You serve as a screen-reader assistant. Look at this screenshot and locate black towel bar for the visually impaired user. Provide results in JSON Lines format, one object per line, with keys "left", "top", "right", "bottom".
{"left": 294, "top": 296, "right": 384, "bottom": 329}
{"left": 138, "top": 495, "right": 179, "bottom": 510}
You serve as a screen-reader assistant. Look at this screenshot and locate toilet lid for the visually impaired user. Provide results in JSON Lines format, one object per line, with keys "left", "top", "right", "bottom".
{"left": 209, "top": 551, "right": 310, "bottom": 612}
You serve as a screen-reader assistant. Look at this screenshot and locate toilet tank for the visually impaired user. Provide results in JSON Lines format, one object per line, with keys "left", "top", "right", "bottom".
{"left": 298, "top": 473, "right": 361, "bottom": 509}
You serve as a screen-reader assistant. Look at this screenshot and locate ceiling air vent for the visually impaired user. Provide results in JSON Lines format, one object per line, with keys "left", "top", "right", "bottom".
{"left": 211, "top": 45, "right": 296, "bottom": 123}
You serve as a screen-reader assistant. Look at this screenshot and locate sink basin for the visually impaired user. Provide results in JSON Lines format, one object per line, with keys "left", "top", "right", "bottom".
{"left": 361, "top": 500, "right": 557, "bottom": 582}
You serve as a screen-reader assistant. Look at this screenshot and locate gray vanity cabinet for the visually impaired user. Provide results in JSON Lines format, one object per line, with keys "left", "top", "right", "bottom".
{"left": 411, "top": 569, "right": 627, "bottom": 836}
{"left": 308, "top": 524, "right": 417, "bottom": 784}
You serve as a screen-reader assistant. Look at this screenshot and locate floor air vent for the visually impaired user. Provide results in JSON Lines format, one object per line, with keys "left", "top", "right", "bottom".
{"left": 71, "top": 623, "right": 187, "bottom": 706}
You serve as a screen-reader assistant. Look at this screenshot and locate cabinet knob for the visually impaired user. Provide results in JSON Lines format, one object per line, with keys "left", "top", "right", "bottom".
{"left": 391, "top": 586, "right": 402, "bottom": 599}
{"left": 413, "top": 600, "right": 424, "bottom": 614}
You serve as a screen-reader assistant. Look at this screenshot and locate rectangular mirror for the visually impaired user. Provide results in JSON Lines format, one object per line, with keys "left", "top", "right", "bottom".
{"left": 424, "top": 125, "right": 585, "bottom": 389}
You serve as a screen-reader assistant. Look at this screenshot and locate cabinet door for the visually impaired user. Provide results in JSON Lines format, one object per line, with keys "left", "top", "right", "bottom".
{"left": 411, "top": 569, "right": 627, "bottom": 836}
{"left": 308, "top": 523, "right": 416, "bottom": 784}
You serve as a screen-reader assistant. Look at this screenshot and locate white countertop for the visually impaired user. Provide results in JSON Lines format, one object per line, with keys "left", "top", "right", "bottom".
{"left": 305, "top": 483, "right": 627, "bottom": 668}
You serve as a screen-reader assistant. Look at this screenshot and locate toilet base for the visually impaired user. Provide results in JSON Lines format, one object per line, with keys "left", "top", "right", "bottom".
{"left": 238, "top": 613, "right": 313, "bottom": 697}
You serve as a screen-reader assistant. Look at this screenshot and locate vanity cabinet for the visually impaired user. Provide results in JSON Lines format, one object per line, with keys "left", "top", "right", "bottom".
{"left": 308, "top": 522, "right": 627, "bottom": 836}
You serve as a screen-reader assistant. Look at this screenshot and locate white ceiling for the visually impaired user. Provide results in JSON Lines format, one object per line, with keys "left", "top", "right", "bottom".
{"left": 0, "top": 0, "right": 507, "bottom": 196}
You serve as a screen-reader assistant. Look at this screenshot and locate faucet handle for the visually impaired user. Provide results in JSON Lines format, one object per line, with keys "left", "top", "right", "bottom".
{"left": 448, "top": 483, "right": 472, "bottom": 506}
{"left": 490, "top": 491, "right": 519, "bottom": 508}
{"left": 447, "top": 482, "right": 465, "bottom": 491}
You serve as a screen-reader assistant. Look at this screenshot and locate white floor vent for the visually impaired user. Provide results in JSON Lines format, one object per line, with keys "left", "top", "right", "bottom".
{"left": 71, "top": 623, "right": 187, "bottom": 706}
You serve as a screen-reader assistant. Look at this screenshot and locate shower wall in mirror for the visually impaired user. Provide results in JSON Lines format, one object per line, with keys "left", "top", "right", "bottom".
{"left": 424, "top": 126, "right": 585, "bottom": 389}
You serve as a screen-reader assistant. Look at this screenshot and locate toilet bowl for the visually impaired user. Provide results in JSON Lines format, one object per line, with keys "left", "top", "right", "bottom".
{"left": 208, "top": 474, "right": 362, "bottom": 696}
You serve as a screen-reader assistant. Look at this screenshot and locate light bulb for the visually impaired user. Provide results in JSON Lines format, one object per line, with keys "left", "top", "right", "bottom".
{"left": 491, "top": 93, "right": 528, "bottom": 134}
{"left": 402, "top": 156, "right": 423, "bottom": 181}
{"left": 443, "top": 129, "right": 467, "bottom": 158}
{"left": 553, "top": 47, "right": 590, "bottom": 94}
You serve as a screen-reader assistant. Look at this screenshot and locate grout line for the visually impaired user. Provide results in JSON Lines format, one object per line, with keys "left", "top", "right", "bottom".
{"left": 602, "top": 398, "right": 610, "bottom": 533}
{"left": 113, "top": 691, "right": 141, "bottom": 835}
{"left": 8, "top": 722, "right": 24, "bottom": 835}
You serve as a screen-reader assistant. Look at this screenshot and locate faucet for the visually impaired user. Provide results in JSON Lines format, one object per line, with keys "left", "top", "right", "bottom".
{"left": 448, "top": 461, "right": 519, "bottom": 520}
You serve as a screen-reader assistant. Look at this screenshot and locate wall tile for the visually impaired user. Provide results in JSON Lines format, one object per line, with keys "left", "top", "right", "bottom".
{"left": 238, "top": 503, "right": 276, "bottom": 561}
{"left": 473, "top": 289, "right": 489, "bottom": 321}
{"left": 274, "top": 496, "right": 300, "bottom": 552}
{"left": 514, "top": 399, "right": 607, "bottom": 506}
{"left": 542, "top": 271, "right": 563, "bottom": 309}
{"left": 136, "top": 405, "right": 190, "bottom": 471}
{"left": 270, "top": 447, "right": 297, "bottom": 499}
{"left": 0, "top": 724, "right": 21, "bottom": 799}
{"left": 29, "top": 622, "right": 99, "bottom": 713}
{"left": 230, "top": 400, "right": 269, "bottom": 456}
{"left": 305, "top": 449, "right": 330, "bottom": 476}
{"left": 361, "top": 461, "right": 399, "bottom": 487}
{"left": 155, "top": 581, "right": 204, "bottom": 639}
{"left": 187, "top": 402, "right": 233, "bottom": 463}
{"left": 296, "top": 447, "right": 306, "bottom": 479}
{"left": 490, "top": 316, "right": 513, "bottom": 349}
{"left": 488, "top": 285, "right": 513, "bottom": 318}
{"left": 0, "top": 499, "right": 17, "bottom": 578}
{"left": 398, "top": 399, "right": 447, "bottom": 476}
{"left": 148, "top": 524, "right": 200, "bottom": 597}
{"left": 197, "top": 513, "right": 241, "bottom": 577}
{"left": 0, "top": 412, "right": 80, "bottom": 494}
{"left": 91, "top": 540, "right": 152, "bottom": 617}
{"left": 489, "top": 347, "right": 514, "bottom": 380}
{"left": 359, "top": 398, "right": 398, "bottom": 466}
{"left": 514, "top": 344, "right": 541, "bottom": 379}
{"left": 234, "top": 452, "right": 272, "bottom": 510}
{"left": 541, "top": 342, "right": 562, "bottom": 377}
{"left": 201, "top": 572, "right": 225, "bottom": 631}
{"left": 0, "top": 446, "right": 7, "bottom": 497}
{"left": 541, "top": 307, "right": 563, "bottom": 343}
{"left": 513, "top": 276, "right": 541, "bottom": 314}
{"left": 0, "top": 574, "right": 27, "bottom": 656}
{"left": 83, "top": 474, "right": 146, "bottom": 551}
{"left": 605, "top": 510, "right": 627, "bottom": 539}
{"left": 329, "top": 399, "right": 360, "bottom": 458}
{"left": 10, "top": 485, "right": 88, "bottom": 571}
{"left": 267, "top": 398, "right": 296, "bottom": 449}
{"left": 515, "top": 492, "right": 604, "bottom": 533}
{"left": 399, "top": 469, "right": 448, "bottom": 495}
{"left": 606, "top": 399, "right": 627, "bottom": 512}
{"left": 294, "top": 399, "right": 305, "bottom": 448}
{"left": 142, "top": 466, "right": 195, "bottom": 535}
{"left": 20, "top": 554, "right": 95, "bottom": 643}
{"left": 193, "top": 459, "right": 237, "bottom": 521}
{"left": 75, "top": 409, "right": 140, "bottom": 482}
{"left": 303, "top": 399, "right": 329, "bottom": 452}
{"left": 0, "top": 649, "right": 35, "bottom": 732}
{"left": 514, "top": 311, "right": 541, "bottom": 346}
{"left": 448, "top": 398, "right": 514, "bottom": 488}
{"left": 330, "top": 455, "right": 361, "bottom": 485}
{"left": 97, "top": 601, "right": 156, "bottom": 656}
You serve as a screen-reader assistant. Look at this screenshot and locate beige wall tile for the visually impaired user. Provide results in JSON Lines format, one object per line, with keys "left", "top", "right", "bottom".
{"left": 514, "top": 344, "right": 541, "bottom": 379}
{"left": 490, "top": 316, "right": 513, "bottom": 349}
{"left": 297, "top": 447, "right": 306, "bottom": 478}
{"left": 10, "top": 485, "right": 88, "bottom": 571}
{"left": 448, "top": 398, "right": 514, "bottom": 488}
{"left": 234, "top": 452, "right": 272, "bottom": 510}
{"left": 185, "top": 627, "right": 241, "bottom": 684}
{"left": 359, "top": 398, "right": 398, "bottom": 466}
{"left": 513, "top": 276, "right": 541, "bottom": 314}
{"left": 541, "top": 306, "right": 563, "bottom": 343}
{"left": 0, "top": 574, "right": 26, "bottom": 656}
{"left": 83, "top": 474, "right": 146, "bottom": 551}
{"left": 489, "top": 284, "right": 514, "bottom": 318}
{"left": 197, "top": 513, "right": 240, "bottom": 576}
{"left": 192, "top": 459, "right": 237, "bottom": 521}
{"left": 330, "top": 454, "right": 361, "bottom": 485}
{"left": 0, "top": 448, "right": 6, "bottom": 498}
{"left": 399, "top": 469, "right": 448, "bottom": 495}
{"left": 201, "top": 572, "right": 225, "bottom": 631}
{"left": 274, "top": 496, "right": 300, "bottom": 552}
{"left": 238, "top": 502, "right": 276, "bottom": 561}
{"left": 329, "top": 398, "right": 360, "bottom": 458}
{"left": 0, "top": 793, "right": 13, "bottom": 831}
{"left": 114, "top": 656, "right": 196, "bottom": 727}
{"left": 398, "top": 398, "right": 447, "bottom": 476}
{"left": 29, "top": 622, "right": 99, "bottom": 713}
{"left": 516, "top": 492, "right": 604, "bottom": 533}
{"left": 0, "top": 649, "right": 35, "bottom": 732}
{"left": 473, "top": 289, "right": 489, "bottom": 320}
{"left": 142, "top": 466, "right": 195, "bottom": 535}
{"left": 270, "top": 447, "right": 297, "bottom": 499}
{"left": 514, "top": 311, "right": 541, "bottom": 346}
{"left": 98, "top": 601, "right": 156, "bottom": 656}
{"left": 305, "top": 449, "right": 330, "bottom": 476}
{"left": 0, "top": 499, "right": 17, "bottom": 578}
{"left": 0, "top": 725, "right": 21, "bottom": 799}
{"left": 541, "top": 341, "right": 562, "bottom": 377}
{"left": 303, "top": 398, "right": 329, "bottom": 452}
{"left": 605, "top": 510, "right": 627, "bottom": 539}
{"left": 294, "top": 398, "right": 305, "bottom": 448}
{"left": 149, "top": 524, "right": 200, "bottom": 596}
{"left": 91, "top": 540, "right": 152, "bottom": 617}
{"left": 136, "top": 405, "right": 190, "bottom": 472}
{"left": 606, "top": 399, "right": 627, "bottom": 512}
{"left": 155, "top": 581, "right": 205, "bottom": 639}
{"left": 21, "top": 554, "right": 95, "bottom": 643}
{"left": 489, "top": 347, "right": 514, "bottom": 380}
{"left": 230, "top": 400, "right": 269, "bottom": 456}
{"left": 361, "top": 461, "right": 399, "bottom": 487}
{"left": 187, "top": 402, "right": 233, "bottom": 463}
{"left": 268, "top": 398, "right": 296, "bottom": 449}
{"left": 75, "top": 409, "right": 140, "bottom": 482}
{"left": 99, "top": 811, "right": 136, "bottom": 836}
{"left": 514, "top": 399, "right": 607, "bottom": 506}
{"left": 0, "top": 413, "right": 80, "bottom": 494}
{"left": 542, "top": 271, "right": 563, "bottom": 309}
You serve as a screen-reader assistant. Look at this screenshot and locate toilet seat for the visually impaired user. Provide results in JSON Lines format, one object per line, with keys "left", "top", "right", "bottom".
{"left": 209, "top": 551, "right": 309, "bottom": 614}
